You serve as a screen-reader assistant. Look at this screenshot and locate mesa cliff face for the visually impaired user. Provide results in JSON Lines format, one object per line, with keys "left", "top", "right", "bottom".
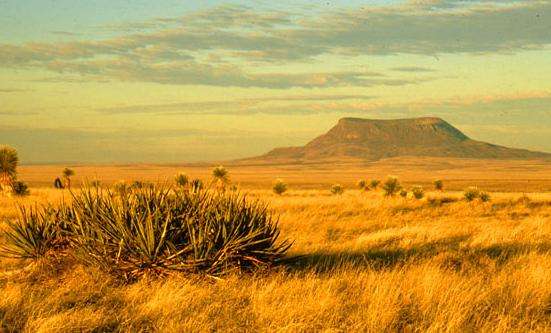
{"left": 255, "top": 117, "right": 550, "bottom": 161}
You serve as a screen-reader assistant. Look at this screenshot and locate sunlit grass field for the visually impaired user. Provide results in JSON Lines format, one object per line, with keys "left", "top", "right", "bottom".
{"left": 2, "top": 161, "right": 551, "bottom": 332}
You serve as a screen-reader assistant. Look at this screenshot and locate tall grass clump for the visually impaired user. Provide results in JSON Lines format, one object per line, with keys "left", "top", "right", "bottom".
{"left": 382, "top": 176, "right": 401, "bottom": 197}
{"left": 273, "top": 179, "right": 288, "bottom": 195}
{"left": 1, "top": 186, "right": 291, "bottom": 279}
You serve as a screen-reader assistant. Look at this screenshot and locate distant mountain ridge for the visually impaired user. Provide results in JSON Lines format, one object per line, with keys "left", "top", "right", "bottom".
{"left": 249, "top": 117, "right": 550, "bottom": 162}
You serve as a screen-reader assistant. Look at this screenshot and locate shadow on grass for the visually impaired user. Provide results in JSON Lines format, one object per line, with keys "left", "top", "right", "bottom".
{"left": 282, "top": 236, "right": 551, "bottom": 274}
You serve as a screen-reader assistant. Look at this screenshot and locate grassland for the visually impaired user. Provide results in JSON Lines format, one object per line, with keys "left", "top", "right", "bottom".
{"left": 2, "top": 159, "right": 551, "bottom": 332}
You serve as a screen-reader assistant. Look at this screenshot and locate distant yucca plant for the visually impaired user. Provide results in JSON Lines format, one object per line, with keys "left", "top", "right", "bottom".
{"left": 331, "top": 184, "right": 344, "bottom": 195}
{"left": 0, "top": 146, "right": 18, "bottom": 189}
{"left": 273, "top": 179, "right": 288, "bottom": 195}
{"left": 175, "top": 173, "right": 189, "bottom": 188}
{"left": 464, "top": 187, "right": 480, "bottom": 202}
{"left": 54, "top": 177, "right": 64, "bottom": 189}
{"left": 90, "top": 179, "right": 101, "bottom": 188}
{"left": 479, "top": 192, "right": 491, "bottom": 202}
{"left": 212, "top": 166, "right": 229, "bottom": 189}
{"left": 357, "top": 180, "right": 367, "bottom": 190}
{"left": 434, "top": 179, "right": 444, "bottom": 191}
{"left": 411, "top": 186, "right": 424, "bottom": 200}
{"left": 399, "top": 189, "right": 408, "bottom": 198}
{"left": 113, "top": 181, "right": 129, "bottom": 196}
{"left": 190, "top": 179, "right": 204, "bottom": 192}
{"left": 370, "top": 179, "right": 381, "bottom": 190}
{"left": 11, "top": 181, "right": 29, "bottom": 196}
{"left": 62, "top": 168, "right": 75, "bottom": 189}
{"left": 382, "top": 176, "right": 401, "bottom": 197}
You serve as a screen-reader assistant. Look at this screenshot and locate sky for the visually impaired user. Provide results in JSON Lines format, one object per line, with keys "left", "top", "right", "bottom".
{"left": 1, "top": 0, "right": 550, "bottom": 164}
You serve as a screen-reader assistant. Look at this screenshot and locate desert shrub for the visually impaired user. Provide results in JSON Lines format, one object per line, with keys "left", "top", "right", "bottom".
{"left": 412, "top": 186, "right": 424, "bottom": 200}
{"left": 273, "top": 179, "right": 288, "bottom": 195}
{"left": 175, "top": 173, "right": 189, "bottom": 188}
{"left": 370, "top": 179, "right": 380, "bottom": 190}
{"left": 0, "top": 186, "right": 291, "bottom": 279}
{"left": 357, "top": 180, "right": 367, "bottom": 190}
{"left": 331, "top": 184, "right": 344, "bottom": 195}
{"left": 479, "top": 192, "right": 491, "bottom": 202}
{"left": 11, "top": 181, "right": 29, "bottom": 196}
{"left": 464, "top": 187, "right": 480, "bottom": 202}
{"left": 434, "top": 179, "right": 444, "bottom": 191}
{"left": 190, "top": 179, "right": 204, "bottom": 192}
{"left": 54, "top": 177, "right": 64, "bottom": 189}
{"left": 399, "top": 189, "right": 408, "bottom": 198}
{"left": 382, "top": 176, "right": 401, "bottom": 197}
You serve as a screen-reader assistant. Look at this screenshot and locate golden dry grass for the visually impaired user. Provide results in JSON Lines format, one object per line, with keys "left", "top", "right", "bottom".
{"left": 2, "top": 163, "right": 551, "bottom": 332}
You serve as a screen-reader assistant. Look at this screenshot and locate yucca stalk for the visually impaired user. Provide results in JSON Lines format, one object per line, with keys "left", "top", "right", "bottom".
{"left": 0, "top": 146, "right": 18, "bottom": 189}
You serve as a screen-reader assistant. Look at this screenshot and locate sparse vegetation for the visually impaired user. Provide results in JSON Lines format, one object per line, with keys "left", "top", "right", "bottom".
{"left": 382, "top": 176, "right": 401, "bottom": 197}
{"left": 330, "top": 184, "right": 344, "bottom": 195}
{"left": 370, "top": 179, "right": 380, "bottom": 190}
{"left": 357, "top": 179, "right": 367, "bottom": 190}
{"left": 190, "top": 178, "right": 204, "bottom": 192}
{"left": 479, "top": 191, "right": 491, "bottom": 202}
{"left": 434, "top": 179, "right": 444, "bottom": 191}
{"left": 273, "top": 179, "right": 288, "bottom": 195}
{"left": 399, "top": 189, "right": 408, "bottom": 198}
{"left": 212, "top": 166, "right": 230, "bottom": 189}
{"left": 411, "top": 185, "right": 424, "bottom": 199}
{"left": 464, "top": 186, "right": 480, "bottom": 202}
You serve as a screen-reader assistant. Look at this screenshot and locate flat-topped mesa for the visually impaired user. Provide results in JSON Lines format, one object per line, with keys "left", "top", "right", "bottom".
{"left": 253, "top": 116, "right": 550, "bottom": 162}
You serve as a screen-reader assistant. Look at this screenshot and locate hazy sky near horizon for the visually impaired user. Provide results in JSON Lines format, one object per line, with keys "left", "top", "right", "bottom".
{"left": 1, "top": 0, "right": 551, "bottom": 163}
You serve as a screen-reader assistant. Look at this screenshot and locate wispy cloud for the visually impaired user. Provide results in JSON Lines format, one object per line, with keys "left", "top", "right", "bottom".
{"left": 0, "top": 1, "right": 548, "bottom": 88}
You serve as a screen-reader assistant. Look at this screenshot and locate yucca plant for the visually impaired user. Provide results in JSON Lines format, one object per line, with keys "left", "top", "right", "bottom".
{"left": 113, "top": 181, "right": 129, "bottom": 196}
{"left": 212, "top": 166, "right": 230, "bottom": 190}
{"left": 0, "top": 205, "right": 68, "bottom": 259}
{"left": 434, "top": 179, "right": 444, "bottom": 191}
{"left": 11, "top": 181, "right": 30, "bottom": 196}
{"left": 479, "top": 192, "right": 491, "bottom": 202}
{"left": 331, "top": 184, "right": 344, "bottom": 195}
{"left": 175, "top": 173, "right": 189, "bottom": 188}
{"left": 411, "top": 186, "right": 424, "bottom": 200}
{"left": 357, "top": 180, "right": 367, "bottom": 190}
{"left": 273, "top": 179, "right": 288, "bottom": 195}
{"left": 382, "top": 176, "right": 401, "bottom": 197}
{"left": 399, "top": 189, "right": 408, "bottom": 198}
{"left": 54, "top": 177, "right": 65, "bottom": 189}
{"left": 370, "top": 179, "right": 381, "bottom": 190}
{"left": 190, "top": 179, "right": 204, "bottom": 192}
{"left": 464, "top": 187, "right": 480, "bottom": 202}
{"left": 62, "top": 168, "right": 75, "bottom": 189}
{"left": 0, "top": 146, "right": 18, "bottom": 190}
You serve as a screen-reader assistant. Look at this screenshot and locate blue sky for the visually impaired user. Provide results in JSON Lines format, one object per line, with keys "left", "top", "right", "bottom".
{"left": 1, "top": 0, "right": 550, "bottom": 163}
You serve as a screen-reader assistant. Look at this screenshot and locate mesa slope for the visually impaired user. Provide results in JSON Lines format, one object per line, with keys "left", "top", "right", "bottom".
{"left": 252, "top": 117, "right": 551, "bottom": 162}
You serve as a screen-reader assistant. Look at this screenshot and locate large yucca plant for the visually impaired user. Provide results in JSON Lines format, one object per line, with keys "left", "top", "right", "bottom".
{"left": 1, "top": 186, "right": 291, "bottom": 279}
{"left": 0, "top": 146, "right": 18, "bottom": 188}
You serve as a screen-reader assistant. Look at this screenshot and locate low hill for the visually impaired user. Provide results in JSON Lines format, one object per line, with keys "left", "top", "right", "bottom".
{"left": 249, "top": 117, "right": 550, "bottom": 162}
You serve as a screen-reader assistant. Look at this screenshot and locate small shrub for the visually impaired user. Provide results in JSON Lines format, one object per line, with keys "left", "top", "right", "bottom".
{"left": 399, "top": 189, "right": 408, "bottom": 198}
{"left": 370, "top": 179, "right": 381, "bottom": 190}
{"left": 479, "top": 192, "right": 491, "bottom": 202}
{"left": 434, "top": 179, "right": 444, "bottom": 191}
{"left": 382, "top": 176, "right": 401, "bottom": 197}
{"left": 412, "top": 186, "right": 424, "bottom": 200}
{"left": 331, "top": 184, "right": 344, "bottom": 195}
{"left": 11, "top": 181, "right": 29, "bottom": 196}
{"left": 54, "top": 177, "right": 64, "bottom": 189}
{"left": 464, "top": 187, "right": 480, "bottom": 202}
{"left": 175, "top": 173, "right": 189, "bottom": 188}
{"left": 357, "top": 180, "right": 367, "bottom": 190}
{"left": 273, "top": 179, "right": 288, "bottom": 195}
